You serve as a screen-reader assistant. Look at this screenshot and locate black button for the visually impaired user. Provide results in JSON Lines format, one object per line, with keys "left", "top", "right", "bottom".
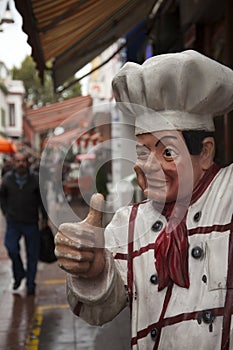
{"left": 202, "top": 310, "right": 215, "bottom": 324}
{"left": 150, "top": 274, "right": 158, "bottom": 285}
{"left": 191, "top": 246, "right": 203, "bottom": 259}
{"left": 151, "top": 327, "right": 158, "bottom": 339}
{"left": 194, "top": 211, "right": 202, "bottom": 222}
{"left": 202, "top": 275, "right": 207, "bottom": 283}
{"left": 151, "top": 221, "right": 163, "bottom": 232}
{"left": 197, "top": 313, "right": 202, "bottom": 324}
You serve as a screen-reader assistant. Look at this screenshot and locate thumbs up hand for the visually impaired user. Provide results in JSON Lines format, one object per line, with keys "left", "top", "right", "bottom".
{"left": 55, "top": 193, "right": 106, "bottom": 279}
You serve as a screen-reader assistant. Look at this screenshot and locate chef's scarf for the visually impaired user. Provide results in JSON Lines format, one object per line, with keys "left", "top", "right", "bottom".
{"left": 154, "top": 202, "right": 189, "bottom": 290}
{"left": 154, "top": 163, "right": 220, "bottom": 291}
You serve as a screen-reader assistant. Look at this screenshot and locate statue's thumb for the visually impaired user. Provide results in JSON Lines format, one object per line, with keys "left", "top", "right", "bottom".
{"left": 84, "top": 193, "right": 104, "bottom": 228}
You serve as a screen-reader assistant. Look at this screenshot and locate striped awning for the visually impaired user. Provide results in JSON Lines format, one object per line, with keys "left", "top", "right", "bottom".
{"left": 24, "top": 95, "right": 92, "bottom": 133}
{"left": 14, "top": 0, "right": 155, "bottom": 89}
{"left": 23, "top": 95, "right": 93, "bottom": 146}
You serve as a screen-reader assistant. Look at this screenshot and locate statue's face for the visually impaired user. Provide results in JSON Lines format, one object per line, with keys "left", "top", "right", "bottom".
{"left": 134, "top": 130, "right": 205, "bottom": 203}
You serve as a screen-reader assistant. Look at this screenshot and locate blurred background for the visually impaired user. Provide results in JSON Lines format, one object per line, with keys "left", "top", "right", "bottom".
{"left": 0, "top": 1, "right": 233, "bottom": 349}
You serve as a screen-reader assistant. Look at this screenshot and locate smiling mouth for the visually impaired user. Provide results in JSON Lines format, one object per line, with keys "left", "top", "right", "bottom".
{"left": 146, "top": 178, "right": 167, "bottom": 188}
{"left": 145, "top": 186, "right": 166, "bottom": 192}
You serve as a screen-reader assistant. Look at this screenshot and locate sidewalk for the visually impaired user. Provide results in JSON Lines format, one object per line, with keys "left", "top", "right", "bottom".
{"left": 33, "top": 262, "right": 130, "bottom": 350}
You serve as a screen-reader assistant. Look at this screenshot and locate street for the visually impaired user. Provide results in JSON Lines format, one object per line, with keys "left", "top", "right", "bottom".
{"left": 0, "top": 186, "right": 130, "bottom": 350}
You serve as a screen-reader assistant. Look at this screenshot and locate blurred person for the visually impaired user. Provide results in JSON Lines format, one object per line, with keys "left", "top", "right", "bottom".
{"left": 29, "top": 157, "right": 40, "bottom": 175}
{"left": 0, "top": 151, "right": 48, "bottom": 295}
{"left": 55, "top": 51, "right": 233, "bottom": 349}
{"left": 1, "top": 156, "right": 13, "bottom": 177}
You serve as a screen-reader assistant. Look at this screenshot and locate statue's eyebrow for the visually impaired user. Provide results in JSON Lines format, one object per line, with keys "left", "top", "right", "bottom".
{"left": 136, "top": 144, "right": 150, "bottom": 151}
{"left": 155, "top": 135, "right": 178, "bottom": 147}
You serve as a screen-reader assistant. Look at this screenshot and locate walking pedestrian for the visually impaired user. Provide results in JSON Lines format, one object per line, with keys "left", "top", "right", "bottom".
{"left": 0, "top": 151, "right": 48, "bottom": 295}
{"left": 55, "top": 50, "right": 233, "bottom": 349}
{"left": 1, "top": 156, "right": 13, "bottom": 177}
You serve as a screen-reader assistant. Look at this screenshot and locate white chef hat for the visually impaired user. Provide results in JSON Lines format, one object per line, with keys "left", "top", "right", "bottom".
{"left": 112, "top": 50, "right": 233, "bottom": 134}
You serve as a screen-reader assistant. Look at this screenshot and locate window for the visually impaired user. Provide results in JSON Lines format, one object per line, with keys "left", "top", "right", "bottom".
{"left": 8, "top": 103, "right": 15, "bottom": 126}
{"left": 1, "top": 108, "right": 6, "bottom": 127}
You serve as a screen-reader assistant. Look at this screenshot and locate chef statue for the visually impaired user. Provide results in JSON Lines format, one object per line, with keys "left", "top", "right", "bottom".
{"left": 55, "top": 50, "right": 233, "bottom": 349}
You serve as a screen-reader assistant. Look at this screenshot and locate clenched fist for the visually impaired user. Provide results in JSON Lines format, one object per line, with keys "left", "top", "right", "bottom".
{"left": 55, "top": 193, "right": 105, "bottom": 279}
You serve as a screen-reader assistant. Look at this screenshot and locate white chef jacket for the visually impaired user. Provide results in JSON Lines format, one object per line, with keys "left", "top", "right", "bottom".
{"left": 67, "top": 163, "right": 233, "bottom": 350}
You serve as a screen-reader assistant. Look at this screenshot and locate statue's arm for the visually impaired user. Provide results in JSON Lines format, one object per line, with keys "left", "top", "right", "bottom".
{"left": 66, "top": 249, "right": 128, "bottom": 326}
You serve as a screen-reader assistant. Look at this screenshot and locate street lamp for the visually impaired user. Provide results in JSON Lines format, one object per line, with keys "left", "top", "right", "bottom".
{"left": 1, "top": 1, "right": 14, "bottom": 24}
{"left": 0, "top": 1, "right": 14, "bottom": 32}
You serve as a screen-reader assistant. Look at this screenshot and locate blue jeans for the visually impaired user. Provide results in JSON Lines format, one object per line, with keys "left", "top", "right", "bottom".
{"left": 4, "top": 219, "right": 40, "bottom": 290}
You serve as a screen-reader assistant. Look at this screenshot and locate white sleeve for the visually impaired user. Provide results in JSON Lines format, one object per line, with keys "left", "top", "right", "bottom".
{"left": 66, "top": 249, "right": 128, "bottom": 326}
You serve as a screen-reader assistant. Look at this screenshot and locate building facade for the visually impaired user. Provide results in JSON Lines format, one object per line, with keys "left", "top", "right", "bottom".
{"left": 0, "top": 61, "right": 24, "bottom": 139}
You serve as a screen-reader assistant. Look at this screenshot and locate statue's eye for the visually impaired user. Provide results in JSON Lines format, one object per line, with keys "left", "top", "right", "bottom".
{"left": 136, "top": 147, "right": 150, "bottom": 159}
{"left": 164, "top": 148, "right": 178, "bottom": 159}
{"left": 138, "top": 151, "right": 149, "bottom": 156}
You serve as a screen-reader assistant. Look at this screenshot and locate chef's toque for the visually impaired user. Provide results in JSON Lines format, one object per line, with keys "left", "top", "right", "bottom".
{"left": 112, "top": 50, "right": 233, "bottom": 134}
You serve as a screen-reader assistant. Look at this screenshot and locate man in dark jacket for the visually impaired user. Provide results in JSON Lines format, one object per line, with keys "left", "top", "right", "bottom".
{"left": 0, "top": 151, "right": 48, "bottom": 295}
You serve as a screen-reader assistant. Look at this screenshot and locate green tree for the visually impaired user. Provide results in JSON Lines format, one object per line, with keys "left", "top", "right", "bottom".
{"left": 12, "top": 56, "right": 82, "bottom": 107}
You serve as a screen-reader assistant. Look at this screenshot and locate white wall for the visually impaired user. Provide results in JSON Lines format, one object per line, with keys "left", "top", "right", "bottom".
{"left": 0, "top": 88, "right": 7, "bottom": 133}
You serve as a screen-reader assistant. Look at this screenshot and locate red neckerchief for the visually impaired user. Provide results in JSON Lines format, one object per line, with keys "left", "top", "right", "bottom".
{"left": 154, "top": 163, "right": 220, "bottom": 291}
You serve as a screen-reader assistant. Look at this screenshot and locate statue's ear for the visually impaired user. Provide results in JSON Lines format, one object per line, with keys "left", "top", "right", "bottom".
{"left": 200, "top": 137, "right": 215, "bottom": 170}
{"left": 134, "top": 165, "right": 147, "bottom": 192}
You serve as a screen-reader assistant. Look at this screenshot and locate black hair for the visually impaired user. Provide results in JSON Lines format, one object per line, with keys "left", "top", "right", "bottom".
{"left": 13, "top": 151, "right": 29, "bottom": 163}
{"left": 182, "top": 130, "right": 215, "bottom": 156}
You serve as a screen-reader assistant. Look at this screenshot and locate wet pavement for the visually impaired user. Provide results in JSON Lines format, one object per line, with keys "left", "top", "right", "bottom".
{"left": 0, "top": 188, "right": 131, "bottom": 350}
